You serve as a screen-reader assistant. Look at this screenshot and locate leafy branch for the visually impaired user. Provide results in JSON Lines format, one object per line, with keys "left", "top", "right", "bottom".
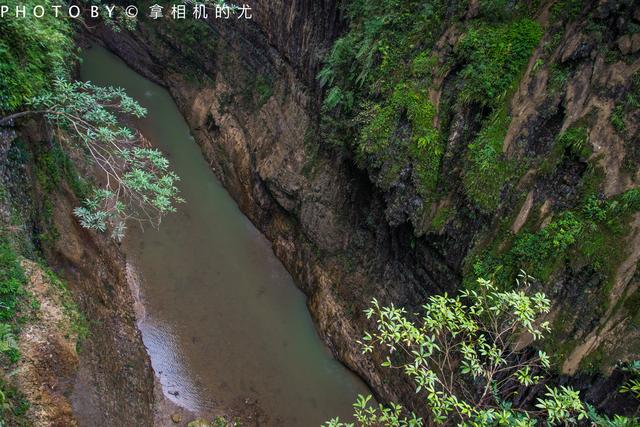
{"left": 1, "top": 78, "right": 183, "bottom": 238}
{"left": 326, "top": 271, "right": 637, "bottom": 426}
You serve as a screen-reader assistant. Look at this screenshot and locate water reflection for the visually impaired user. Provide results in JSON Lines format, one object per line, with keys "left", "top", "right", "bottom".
{"left": 81, "top": 45, "right": 369, "bottom": 425}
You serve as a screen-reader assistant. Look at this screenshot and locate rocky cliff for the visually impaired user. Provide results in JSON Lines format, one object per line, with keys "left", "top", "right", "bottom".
{"left": 94, "top": 0, "right": 639, "bottom": 416}
{"left": 0, "top": 119, "right": 155, "bottom": 426}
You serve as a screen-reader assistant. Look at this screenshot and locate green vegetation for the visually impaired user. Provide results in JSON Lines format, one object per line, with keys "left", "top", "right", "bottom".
{"left": 0, "top": 378, "right": 29, "bottom": 426}
{"left": 32, "top": 143, "right": 92, "bottom": 245}
{"left": 254, "top": 75, "right": 274, "bottom": 108}
{"left": 1, "top": 79, "right": 184, "bottom": 239}
{"left": 455, "top": 19, "right": 542, "bottom": 107}
{"left": 0, "top": 1, "right": 183, "bottom": 239}
{"left": 43, "top": 268, "right": 89, "bottom": 348}
{"left": 319, "top": 0, "right": 542, "bottom": 217}
{"left": 537, "top": 123, "right": 590, "bottom": 178}
{"left": 326, "top": 273, "right": 638, "bottom": 426}
{"left": 472, "top": 186, "right": 640, "bottom": 288}
{"left": 0, "top": 0, "right": 74, "bottom": 113}
{"left": 0, "top": 239, "right": 27, "bottom": 363}
{"left": 462, "top": 108, "right": 515, "bottom": 211}
{"left": 619, "top": 360, "right": 640, "bottom": 401}
{"left": 610, "top": 71, "right": 640, "bottom": 136}
{"left": 0, "top": 235, "right": 89, "bottom": 424}
{"left": 318, "top": 0, "right": 456, "bottom": 204}
{"left": 610, "top": 106, "right": 626, "bottom": 133}
{"left": 35, "top": 143, "right": 90, "bottom": 200}
{"left": 556, "top": 126, "right": 591, "bottom": 158}
{"left": 430, "top": 206, "right": 453, "bottom": 230}
{"left": 456, "top": 19, "right": 542, "bottom": 211}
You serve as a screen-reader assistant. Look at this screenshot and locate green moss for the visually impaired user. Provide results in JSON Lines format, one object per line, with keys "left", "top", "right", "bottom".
{"left": 32, "top": 144, "right": 88, "bottom": 245}
{"left": 463, "top": 107, "right": 516, "bottom": 211}
{"left": 42, "top": 268, "right": 89, "bottom": 349}
{"left": 431, "top": 206, "right": 453, "bottom": 230}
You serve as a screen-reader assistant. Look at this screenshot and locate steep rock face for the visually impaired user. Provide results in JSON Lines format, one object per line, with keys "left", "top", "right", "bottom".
{"left": 0, "top": 120, "right": 155, "bottom": 426}
{"left": 95, "top": 0, "right": 638, "bottom": 415}
{"left": 96, "top": 14, "right": 433, "bottom": 409}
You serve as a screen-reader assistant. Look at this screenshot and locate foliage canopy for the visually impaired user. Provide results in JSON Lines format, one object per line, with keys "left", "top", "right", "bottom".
{"left": 325, "top": 272, "right": 638, "bottom": 426}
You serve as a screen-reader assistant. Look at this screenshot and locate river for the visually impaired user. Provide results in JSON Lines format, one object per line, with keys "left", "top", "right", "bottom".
{"left": 80, "top": 45, "right": 369, "bottom": 426}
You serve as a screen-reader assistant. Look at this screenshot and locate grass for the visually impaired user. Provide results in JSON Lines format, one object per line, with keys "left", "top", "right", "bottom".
{"left": 0, "top": 377, "right": 29, "bottom": 426}
{"left": 254, "top": 75, "right": 273, "bottom": 108}
{"left": 43, "top": 268, "right": 89, "bottom": 350}
{"left": 431, "top": 206, "right": 453, "bottom": 230}
{"left": 610, "top": 70, "right": 640, "bottom": 137}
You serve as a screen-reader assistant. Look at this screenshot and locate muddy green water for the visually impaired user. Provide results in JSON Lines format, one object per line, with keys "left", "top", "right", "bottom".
{"left": 80, "top": 46, "right": 368, "bottom": 425}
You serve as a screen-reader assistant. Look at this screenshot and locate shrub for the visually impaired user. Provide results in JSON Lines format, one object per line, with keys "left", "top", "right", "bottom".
{"left": 325, "top": 272, "right": 636, "bottom": 426}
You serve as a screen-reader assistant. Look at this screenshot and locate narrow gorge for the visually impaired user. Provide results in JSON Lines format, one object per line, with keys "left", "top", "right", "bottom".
{"left": 1, "top": 0, "right": 639, "bottom": 425}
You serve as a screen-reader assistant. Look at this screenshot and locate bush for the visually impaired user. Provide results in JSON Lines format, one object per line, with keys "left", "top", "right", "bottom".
{"left": 325, "top": 272, "right": 637, "bottom": 426}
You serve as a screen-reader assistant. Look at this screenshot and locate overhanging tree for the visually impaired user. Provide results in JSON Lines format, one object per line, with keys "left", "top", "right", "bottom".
{"left": 0, "top": 78, "right": 183, "bottom": 238}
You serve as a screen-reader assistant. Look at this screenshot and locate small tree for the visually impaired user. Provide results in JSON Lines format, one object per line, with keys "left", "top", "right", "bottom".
{"left": 1, "top": 78, "right": 183, "bottom": 239}
{"left": 326, "top": 272, "right": 635, "bottom": 426}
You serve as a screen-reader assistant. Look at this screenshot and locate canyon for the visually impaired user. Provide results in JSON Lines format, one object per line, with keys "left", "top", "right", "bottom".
{"left": 93, "top": 0, "right": 639, "bottom": 417}
{"left": 1, "top": 0, "right": 639, "bottom": 425}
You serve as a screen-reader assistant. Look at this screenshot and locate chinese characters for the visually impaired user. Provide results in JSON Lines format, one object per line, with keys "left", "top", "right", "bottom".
{"left": 147, "top": 2, "right": 252, "bottom": 20}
